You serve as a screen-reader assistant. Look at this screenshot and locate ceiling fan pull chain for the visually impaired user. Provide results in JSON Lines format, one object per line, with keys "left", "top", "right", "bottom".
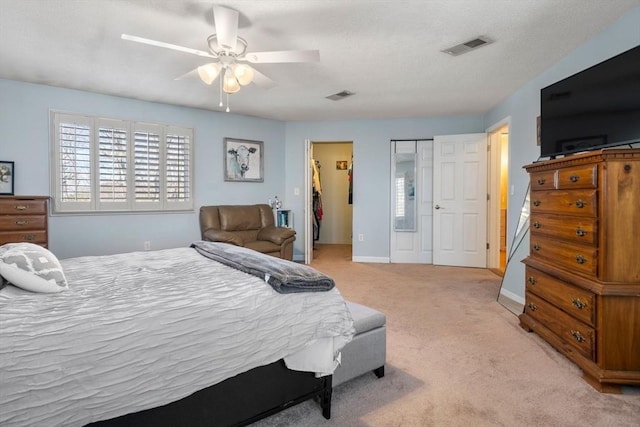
{"left": 219, "top": 78, "right": 223, "bottom": 108}
{"left": 226, "top": 92, "right": 231, "bottom": 113}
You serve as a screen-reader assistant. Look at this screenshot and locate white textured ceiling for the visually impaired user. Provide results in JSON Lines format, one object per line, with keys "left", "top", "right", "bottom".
{"left": 0, "top": 0, "right": 638, "bottom": 121}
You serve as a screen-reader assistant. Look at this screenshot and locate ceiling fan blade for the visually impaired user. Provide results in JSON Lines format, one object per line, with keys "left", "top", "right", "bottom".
{"left": 213, "top": 5, "right": 238, "bottom": 51}
{"left": 250, "top": 67, "right": 277, "bottom": 89}
{"left": 121, "top": 34, "right": 217, "bottom": 59}
{"left": 243, "top": 50, "right": 320, "bottom": 64}
{"left": 174, "top": 68, "right": 199, "bottom": 81}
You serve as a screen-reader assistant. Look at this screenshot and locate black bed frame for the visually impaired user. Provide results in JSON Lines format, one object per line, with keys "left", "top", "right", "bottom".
{"left": 87, "top": 359, "right": 331, "bottom": 427}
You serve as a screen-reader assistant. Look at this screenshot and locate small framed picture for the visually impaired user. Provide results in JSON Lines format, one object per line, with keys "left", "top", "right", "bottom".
{"left": 336, "top": 160, "right": 348, "bottom": 170}
{"left": 0, "top": 161, "right": 14, "bottom": 195}
{"left": 224, "top": 138, "right": 264, "bottom": 182}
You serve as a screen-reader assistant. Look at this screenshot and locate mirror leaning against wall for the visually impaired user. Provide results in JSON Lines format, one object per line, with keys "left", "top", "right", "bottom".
{"left": 497, "top": 185, "right": 530, "bottom": 315}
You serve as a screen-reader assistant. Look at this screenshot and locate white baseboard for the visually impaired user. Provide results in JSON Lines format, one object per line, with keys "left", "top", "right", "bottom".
{"left": 294, "top": 255, "right": 390, "bottom": 264}
{"left": 500, "top": 288, "right": 525, "bottom": 304}
{"left": 498, "top": 288, "right": 525, "bottom": 315}
{"left": 351, "top": 256, "right": 390, "bottom": 263}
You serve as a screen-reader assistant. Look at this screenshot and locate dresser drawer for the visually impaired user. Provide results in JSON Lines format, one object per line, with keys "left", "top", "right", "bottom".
{"left": 556, "top": 164, "right": 597, "bottom": 189}
{"left": 530, "top": 189, "right": 597, "bottom": 217}
{"left": 524, "top": 292, "right": 595, "bottom": 361}
{"left": 0, "top": 198, "right": 47, "bottom": 215}
{"left": 0, "top": 215, "right": 47, "bottom": 231}
{"left": 530, "top": 170, "right": 556, "bottom": 190}
{"left": 0, "top": 230, "right": 48, "bottom": 245}
{"left": 530, "top": 213, "right": 597, "bottom": 245}
{"left": 525, "top": 266, "right": 595, "bottom": 326}
{"left": 530, "top": 235, "right": 597, "bottom": 276}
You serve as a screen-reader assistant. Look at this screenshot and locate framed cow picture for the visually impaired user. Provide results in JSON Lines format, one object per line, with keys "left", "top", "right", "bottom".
{"left": 0, "top": 161, "right": 14, "bottom": 195}
{"left": 223, "top": 138, "right": 264, "bottom": 182}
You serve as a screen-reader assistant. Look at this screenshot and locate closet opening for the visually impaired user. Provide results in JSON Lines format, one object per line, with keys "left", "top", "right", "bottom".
{"left": 307, "top": 141, "right": 354, "bottom": 263}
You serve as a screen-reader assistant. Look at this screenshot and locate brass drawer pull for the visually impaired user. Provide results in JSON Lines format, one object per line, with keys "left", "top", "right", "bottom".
{"left": 537, "top": 178, "right": 546, "bottom": 185}
{"left": 569, "top": 175, "right": 580, "bottom": 183}
{"left": 571, "top": 330, "right": 586, "bottom": 343}
{"left": 533, "top": 221, "right": 541, "bottom": 229}
{"left": 15, "top": 220, "right": 29, "bottom": 226}
{"left": 576, "top": 255, "right": 587, "bottom": 264}
{"left": 527, "top": 303, "right": 537, "bottom": 312}
{"left": 533, "top": 200, "right": 541, "bottom": 207}
{"left": 572, "top": 298, "right": 586, "bottom": 309}
{"left": 23, "top": 235, "right": 36, "bottom": 241}
{"left": 575, "top": 200, "right": 585, "bottom": 208}
{"left": 533, "top": 243, "right": 541, "bottom": 251}
{"left": 527, "top": 276, "right": 537, "bottom": 285}
{"left": 15, "top": 205, "right": 27, "bottom": 211}
{"left": 575, "top": 228, "right": 586, "bottom": 237}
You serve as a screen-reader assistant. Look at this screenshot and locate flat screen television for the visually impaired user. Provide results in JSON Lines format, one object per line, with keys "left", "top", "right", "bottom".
{"left": 540, "top": 44, "right": 640, "bottom": 158}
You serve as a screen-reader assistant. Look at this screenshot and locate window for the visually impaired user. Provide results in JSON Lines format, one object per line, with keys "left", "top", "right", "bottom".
{"left": 51, "top": 112, "right": 193, "bottom": 213}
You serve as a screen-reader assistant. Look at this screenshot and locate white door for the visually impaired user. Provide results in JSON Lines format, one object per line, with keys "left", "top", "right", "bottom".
{"left": 433, "top": 133, "right": 487, "bottom": 267}
{"left": 304, "top": 139, "right": 313, "bottom": 264}
{"left": 390, "top": 140, "right": 433, "bottom": 263}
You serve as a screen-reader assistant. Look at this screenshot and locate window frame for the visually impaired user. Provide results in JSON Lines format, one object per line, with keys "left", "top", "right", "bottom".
{"left": 50, "top": 111, "right": 194, "bottom": 214}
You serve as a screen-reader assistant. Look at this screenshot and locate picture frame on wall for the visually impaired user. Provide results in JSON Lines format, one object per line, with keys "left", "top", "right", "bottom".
{"left": 224, "top": 138, "right": 264, "bottom": 182}
{"left": 0, "top": 161, "right": 14, "bottom": 195}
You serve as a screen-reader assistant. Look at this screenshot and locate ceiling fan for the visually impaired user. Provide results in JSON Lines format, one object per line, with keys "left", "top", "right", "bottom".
{"left": 121, "top": 5, "right": 319, "bottom": 111}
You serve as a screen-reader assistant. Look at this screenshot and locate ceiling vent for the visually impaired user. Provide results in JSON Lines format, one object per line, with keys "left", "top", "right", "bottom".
{"left": 326, "top": 90, "right": 355, "bottom": 101}
{"left": 441, "top": 36, "right": 494, "bottom": 56}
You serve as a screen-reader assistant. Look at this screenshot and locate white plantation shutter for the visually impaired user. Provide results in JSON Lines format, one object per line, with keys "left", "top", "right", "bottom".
{"left": 54, "top": 114, "right": 93, "bottom": 212}
{"left": 134, "top": 124, "right": 162, "bottom": 209}
{"left": 51, "top": 112, "right": 193, "bottom": 213}
{"left": 97, "top": 119, "right": 129, "bottom": 210}
{"left": 165, "top": 126, "right": 192, "bottom": 209}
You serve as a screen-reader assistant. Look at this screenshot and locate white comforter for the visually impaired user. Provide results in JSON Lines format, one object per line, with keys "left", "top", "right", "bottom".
{"left": 0, "top": 247, "right": 354, "bottom": 427}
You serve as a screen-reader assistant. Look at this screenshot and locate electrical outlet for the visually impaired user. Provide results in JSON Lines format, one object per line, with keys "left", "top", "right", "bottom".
{"left": 358, "top": 234, "right": 364, "bottom": 242}
{"left": 144, "top": 241, "right": 151, "bottom": 251}
{"left": 294, "top": 187, "right": 300, "bottom": 196}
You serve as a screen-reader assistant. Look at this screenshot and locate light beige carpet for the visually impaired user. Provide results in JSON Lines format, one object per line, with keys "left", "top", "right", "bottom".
{"left": 252, "top": 244, "right": 639, "bottom": 427}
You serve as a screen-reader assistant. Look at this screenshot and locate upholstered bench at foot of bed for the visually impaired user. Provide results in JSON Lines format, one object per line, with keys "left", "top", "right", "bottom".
{"left": 333, "top": 301, "right": 386, "bottom": 387}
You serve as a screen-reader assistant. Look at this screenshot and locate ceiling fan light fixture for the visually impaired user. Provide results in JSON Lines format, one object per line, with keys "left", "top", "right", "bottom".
{"left": 197, "top": 63, "right": 221, "bottom": 85}
{"left": 222, "top": 68, "right": 240, "bottom": 93}
{"left": 233, "top": 64, "right": 254, "bottom": 86}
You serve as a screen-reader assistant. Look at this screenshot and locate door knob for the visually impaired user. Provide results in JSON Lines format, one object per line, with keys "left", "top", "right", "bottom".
{"left": 434, "top": 205, "right": 442, "bottom": 210}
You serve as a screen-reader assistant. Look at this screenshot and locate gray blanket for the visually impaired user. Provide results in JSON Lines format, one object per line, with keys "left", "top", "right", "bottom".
{"left": 191, "top": 240, "right": 335, "bottom": 293}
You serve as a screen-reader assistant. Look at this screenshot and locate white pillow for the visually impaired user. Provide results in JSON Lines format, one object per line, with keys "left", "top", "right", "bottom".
{"left": 0, "top": 243, "right": 68, "bottom": 293}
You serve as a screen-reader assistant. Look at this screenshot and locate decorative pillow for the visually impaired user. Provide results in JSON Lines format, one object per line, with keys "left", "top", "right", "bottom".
{"left": 0, "top": 243, "right": 68, "bottom": 293}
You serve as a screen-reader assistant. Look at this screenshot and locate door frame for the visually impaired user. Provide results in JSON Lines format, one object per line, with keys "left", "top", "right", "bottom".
{"left": 304, "top": 139, "right": 313, "bottom": 264}
{"left": 304, "top": 139, "right": 354, "bottom": 264}
{"left": 486, "top": 118, "right": 510, "bottom": 271}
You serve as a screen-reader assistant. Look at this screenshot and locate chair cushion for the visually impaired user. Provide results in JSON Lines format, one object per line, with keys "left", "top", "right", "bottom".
{"left": 347, "top": 301, "right": 386, "bottom": 334}
{"left": 245, "top": 240, "right": 280, "bottom": 254}
{"left": 218, "top": 206, "right": 262, "bottom": 231}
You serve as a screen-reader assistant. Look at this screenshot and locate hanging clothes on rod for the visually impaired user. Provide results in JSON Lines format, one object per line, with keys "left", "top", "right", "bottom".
{"left": 311, "top": 159, "right": 323, "bottom": 243}
{"left": 347, "top": 157, "right": 353, "bottom": 204}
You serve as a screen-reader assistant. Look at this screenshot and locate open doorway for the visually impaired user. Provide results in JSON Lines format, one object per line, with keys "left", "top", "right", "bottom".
{"left": 487, "top": 123, "right": 510, "bottom": 275}
{"left": 306, "top": 141, "right": 354, "bottom": 262}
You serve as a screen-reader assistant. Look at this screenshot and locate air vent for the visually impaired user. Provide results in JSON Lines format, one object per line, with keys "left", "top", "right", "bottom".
{"left": 441, "top": 36, "right": 494, "bottom": 56}
{"left": 326, "top": 90, "right": 355, "bottom": 101}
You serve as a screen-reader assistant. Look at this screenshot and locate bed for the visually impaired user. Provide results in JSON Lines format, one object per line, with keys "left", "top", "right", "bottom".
{"left": 0, "top": 241, "right": 354, "bottom": 427}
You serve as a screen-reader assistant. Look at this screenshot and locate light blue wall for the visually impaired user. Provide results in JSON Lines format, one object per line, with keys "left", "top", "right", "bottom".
{"left": 486, "top": 6, "right": 640, "bottom": 300}
{"left": 284, "top": 116, "right": 485, "bottom": 260}
{"left": 1, "top": 5, "right": 638, "bottom": 268}
{"left": 0, "top": 80, "right": 285, "bottom": 259}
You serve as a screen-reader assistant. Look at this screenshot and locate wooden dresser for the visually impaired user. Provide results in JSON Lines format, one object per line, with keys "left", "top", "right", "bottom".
{"left": 0, "top": 196, "right": 49, "bottom": 247}
{"left": 520, "top": 149, "right": 640, "bottom": 393}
